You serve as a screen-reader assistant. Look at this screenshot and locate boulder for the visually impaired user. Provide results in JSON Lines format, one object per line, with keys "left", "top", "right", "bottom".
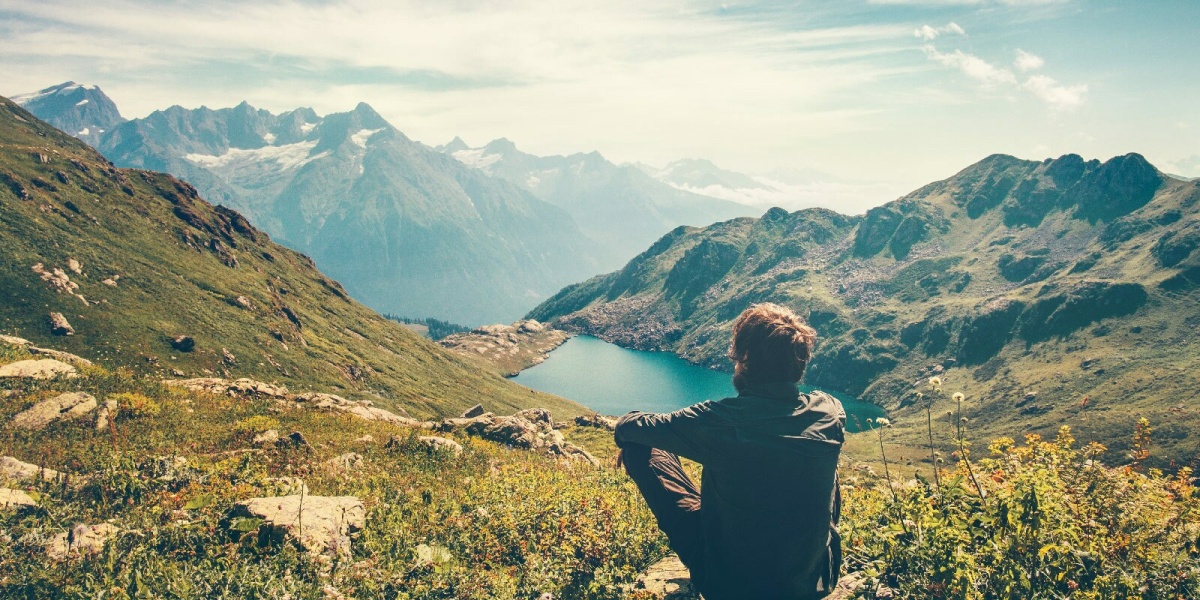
{"left": 276, "top": 431, "right": 310, "bottom": 449}
{"left": 517, "top": 319, "right": 545, "bottom": 333}
{"left": 45, "top": 523, "right": 118, "bottom": 560}
{"left": 514, "top": 408, "right": 554, "bottom": 428}
{"left": 417, "top": 435, "right": 464, "bottom": 456}
{"left": 0, "top": 488, "right": 38, "bottom": 510}
{"left": 10, "top": 392, "right": 98, "bottom": 430}
{"left": 252, "top": 429, "right": 281, "bottom": 446}
{"left": 0, "top": 456, "right": 66, "bottom": 483}
{"left": 229, "top": 495, "right": 365, "bottom": 556}
{"left": 0, "top": 359, "right": 78, "bottom": 380}
{"left": 48, "top": 312, "right": 74, "bottom": 336}
{"left": 460, "top": 403, "right": 486, "bottom": 418}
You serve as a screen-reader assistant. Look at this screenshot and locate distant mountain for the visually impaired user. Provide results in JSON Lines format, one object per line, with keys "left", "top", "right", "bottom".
{"left": 441, "top": 138, "right": 754, "bottom": 270}
{"left": 0, "top": 95, "right": 584, "bottom": 418}
{"left": 530, "top": 152, "right": 1200, "bottom": 466}
{"left": 97, "top": 102, "right": 602, "bottom": 325}
{"left": 11, "top": 81, "right": 125, "bottom": 147}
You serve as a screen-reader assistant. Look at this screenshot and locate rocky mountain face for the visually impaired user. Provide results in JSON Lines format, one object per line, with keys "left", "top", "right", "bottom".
{"left": 11, "top": 82, "right": 126, "bottom": 147}
{"left": 440, "top": 138, "right": 753, "bottom": 271}
{"left": 96, "top": 102, "right": 602, "bottom": 325}
{"left": 0, "top": 96, "right": 585, "bottom": 419}
{"left": 530, "top": 152, "right": 1200, "bottom": 466}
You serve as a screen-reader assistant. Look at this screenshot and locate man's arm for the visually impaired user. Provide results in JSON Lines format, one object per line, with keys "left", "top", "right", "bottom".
{"left": 613, "top": 402, "right": 727, "bottom": 464}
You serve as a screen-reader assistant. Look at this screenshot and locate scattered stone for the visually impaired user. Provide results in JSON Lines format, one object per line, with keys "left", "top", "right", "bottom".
{"left": 171, "top": 336, "right": 196, "bottom": 352}
{"left": 66, "top": 258, "right": 82, "bottom": 275}
{"left": 165, "top": 377, "right": 290, "bottom": 398}
{"left": 0, "top": 488, "right": 38, "bottom": 510}
{"left": 48, "top": 312, "right": 74, "bottom": 336}
{"left": 171, "top": 369, "right": 186, "bottom": 377}
{"left": 234, "top": 295, "right": 253, "bottom": 309}
{"left": 0, "top": 359, "right": 78, "bottom": 380}
{"left": 228, "top": 495, "right": 365, "bottom": 556}
{"left": 1015, "top": 391, "right": 1038, "bottom": 408}
{"left": 10, "top": 392, "right": 97, "bottom": 430}
{"left": 221, "top": 348, "right": 237, "bottom": 365}
{"left": 417, "top": 435, "right": 464, "bottom": 457}
{"left": 355, "top": 435, "right": 375, "bottom": 443}
{"left": 574, "top": 414, "right": 617, "bottom": 430}
{"left": 0, "top": 456, "right": 67, "bottom": 483}
{"left": 101, "top": 275, "right": 120, "bottom": 287}
{"left": 461, "top": 403, "right": 486, "bottom": 418}
{"left": 45, "top": 523, "right": 118, "bottom": 560}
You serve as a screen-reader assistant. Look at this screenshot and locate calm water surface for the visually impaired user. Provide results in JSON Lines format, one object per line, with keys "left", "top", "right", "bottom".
{"left": 513, "top": 335, "right": 884, "bottom": 433}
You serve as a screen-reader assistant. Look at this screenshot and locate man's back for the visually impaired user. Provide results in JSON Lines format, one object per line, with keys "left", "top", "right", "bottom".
{"left": 615, "top": 382, "right": 845, "bottom": 599}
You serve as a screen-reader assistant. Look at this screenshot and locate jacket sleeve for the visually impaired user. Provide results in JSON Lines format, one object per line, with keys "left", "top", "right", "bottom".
{"left": 613, "top": 402, "right": 726, "bottom": 464}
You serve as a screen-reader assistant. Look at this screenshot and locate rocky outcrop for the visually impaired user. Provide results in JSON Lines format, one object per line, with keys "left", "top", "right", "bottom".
{"left": 0, "top": 456, "right": 67, "bottom": 483}
{"left": 0, "top": 488, "right": 38, "bottom": 510}
{"left": 162, "top": 377, "right": 420, "bottom": 426}
{"left": 438, "top": 320, "right": 570, "bottom": 376}
{"left": 45, "top": 523, "right": 119, "bottom": 560}
{"left": 228, "top": 495, "right": 365, "bottom": 557}
{"left": 171, "top": 335, "right": 195, "bottom": 352}
{"left": 10, "top": 391, "right": 97, "bottom": 430}
{"left": 0, "top": 359, "right": 78, "bottom": 379}
{"left": 438, "top": 411, "right": 598, "bottom": 466}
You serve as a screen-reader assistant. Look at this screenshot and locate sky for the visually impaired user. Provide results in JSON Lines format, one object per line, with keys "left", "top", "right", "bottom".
{"left": 1, "top": 0, "right": 1198, "bottom": 214}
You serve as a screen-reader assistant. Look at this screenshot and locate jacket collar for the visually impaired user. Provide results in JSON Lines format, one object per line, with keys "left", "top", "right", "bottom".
{"left": 738, "top": 381, "right": 800, "bottom": 400}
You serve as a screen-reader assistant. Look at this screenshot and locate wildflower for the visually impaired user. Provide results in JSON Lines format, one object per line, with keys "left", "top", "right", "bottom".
{"left": 952, "top": 392, "right": 964, "bottom": 402}
{"left": 928, "top": 376, "right": 943, "bottom": 388}
{"left": 874, "top": 417, "right": 892, "bottom": 427}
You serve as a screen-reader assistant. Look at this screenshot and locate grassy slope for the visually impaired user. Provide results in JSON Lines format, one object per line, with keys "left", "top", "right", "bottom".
{"left": 529, "top": 155, "right": 1200, "bottom": 468}
{"left": 0, "top": 97, "right": 585, "bottom": 420}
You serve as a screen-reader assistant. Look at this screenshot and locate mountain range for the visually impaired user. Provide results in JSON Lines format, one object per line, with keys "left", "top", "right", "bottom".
{"left": 0, "top": 95, "right": 582, "bottom": 419}
{"left": 16, "top": 82, "right": 763, "bottom": 325}
{"left": 530, "top": 152, "right": 1200, "bottom": 466}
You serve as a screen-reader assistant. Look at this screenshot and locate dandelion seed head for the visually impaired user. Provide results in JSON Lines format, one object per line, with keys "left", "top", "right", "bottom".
{"left": 952, "top": 392, "right": 965, "bottom": 402}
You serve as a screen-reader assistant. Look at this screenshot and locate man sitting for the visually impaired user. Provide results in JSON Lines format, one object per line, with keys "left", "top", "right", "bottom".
{"left": 615, "top": 302, "right": 845, "bottom": 600}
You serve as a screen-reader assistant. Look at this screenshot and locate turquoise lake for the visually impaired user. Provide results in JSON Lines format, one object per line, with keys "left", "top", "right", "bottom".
{"left": 512, "top": 335, "right": 884, "bottom": 433}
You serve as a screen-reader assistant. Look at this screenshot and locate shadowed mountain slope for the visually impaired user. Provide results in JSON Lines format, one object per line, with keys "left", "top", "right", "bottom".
{"left": 0, "top": 96, "right": 585, "bottom": 419}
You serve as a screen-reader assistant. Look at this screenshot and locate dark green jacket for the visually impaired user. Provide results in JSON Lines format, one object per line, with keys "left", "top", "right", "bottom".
{"left": 615, "top": 382, "right": 845, "bottom": 600}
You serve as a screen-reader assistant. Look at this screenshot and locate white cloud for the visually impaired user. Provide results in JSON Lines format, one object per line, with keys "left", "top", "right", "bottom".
{"left": 1022, "top": 74, "right": 1087, "bottom": 109}
{"left": 914, "top": 22, "right": 966, "bottom": 41}
{"left": 924, "top": 46, "right": 1017, "bottom": 87}
{"left": 1013, "top": 49, "right": 1045, "bottom": 71}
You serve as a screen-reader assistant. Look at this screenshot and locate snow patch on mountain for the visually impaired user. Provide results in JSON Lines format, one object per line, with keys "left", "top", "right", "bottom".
{"left": 76, "top": 99, "right": 89, "bottom": 106}
{"left": 300, "top": 122, "right": 316, "bottom": 134}
{"left": 451, "top": 148, "right": 502, "bottom": 173}
{"left": 185, "top": 140, "right": 325, "bottom": 171}
{"left": 351, "top": 128, "right": 382, "bottom": 148}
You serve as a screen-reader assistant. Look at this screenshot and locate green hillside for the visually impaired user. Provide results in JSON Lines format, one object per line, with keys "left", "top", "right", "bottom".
{"left": 530, "top": 153, "right": 1200, "bottom": 467}
{"left": 0, "top": 96, "right": 584, "bottom": 420}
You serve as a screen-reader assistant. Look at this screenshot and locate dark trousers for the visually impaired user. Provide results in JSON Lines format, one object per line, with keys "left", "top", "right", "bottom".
{"left": 622, "top": 443, "right": 706, "bottom": 580}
